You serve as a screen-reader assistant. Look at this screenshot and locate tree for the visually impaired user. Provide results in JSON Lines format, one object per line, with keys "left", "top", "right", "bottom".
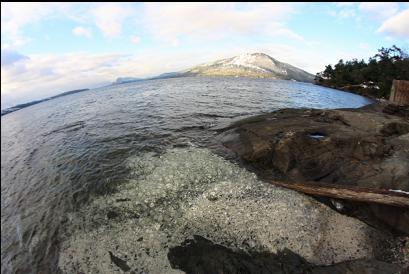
{"left": 315, "top": 45, "right": 409, "bottom": 98}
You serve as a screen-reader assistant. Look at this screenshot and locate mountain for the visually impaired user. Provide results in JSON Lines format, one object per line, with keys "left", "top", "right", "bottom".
{"left": 183, "top": 53, "right": 315, "bottom": 82}
{"left": 150, "top": 72, "right": 185, "bottom": 80}
{"left": 113, "top": 53, "right": 315, "bottom": 84}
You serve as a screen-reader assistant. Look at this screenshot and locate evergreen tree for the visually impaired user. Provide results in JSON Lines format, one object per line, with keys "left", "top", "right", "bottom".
{"left": 315, "top": 45, "right": 409, "bottom": 98}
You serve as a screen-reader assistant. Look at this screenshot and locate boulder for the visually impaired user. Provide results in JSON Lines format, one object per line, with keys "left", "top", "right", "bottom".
{"left": 220, "top": 103, "right": 409, "bottom": 234}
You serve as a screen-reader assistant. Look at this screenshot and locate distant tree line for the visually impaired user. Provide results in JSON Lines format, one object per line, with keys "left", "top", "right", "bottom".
{"left": 315, "top": 45, "right": 409, "bottom": 98}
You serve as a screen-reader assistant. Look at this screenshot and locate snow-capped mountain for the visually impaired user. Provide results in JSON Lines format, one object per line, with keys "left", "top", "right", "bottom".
{"left": 112, "top": 53, "right": 315, "bottom": 85}
{"left": 184, "top": 53, "right": 315, "bottom": 82}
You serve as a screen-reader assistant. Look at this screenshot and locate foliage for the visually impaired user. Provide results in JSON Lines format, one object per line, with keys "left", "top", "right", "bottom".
{"left": 315, "top": 45, "right": 409, "bottom": 98}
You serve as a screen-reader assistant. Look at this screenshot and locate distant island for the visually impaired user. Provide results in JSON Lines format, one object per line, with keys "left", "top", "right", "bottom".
{"left": 1, "top": 89, "right": 89, "bottom": 116}
{"left": 113, "top": 77, "right": 143, "bottom": 84}
{"left": 113, "top": 53, "right": 315, "bottom": 85}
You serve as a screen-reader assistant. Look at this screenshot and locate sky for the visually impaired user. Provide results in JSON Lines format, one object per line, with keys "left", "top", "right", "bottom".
{"left": 1, "top": 2, "right": 409, "bottom": 109}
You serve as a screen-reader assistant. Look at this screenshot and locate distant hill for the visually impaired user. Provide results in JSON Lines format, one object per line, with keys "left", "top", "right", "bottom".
{"left": 1, "top": 89, "right": 89, "bottom": 116}
{"left": 113, "top": 77, "right": 143, "bottom": 84}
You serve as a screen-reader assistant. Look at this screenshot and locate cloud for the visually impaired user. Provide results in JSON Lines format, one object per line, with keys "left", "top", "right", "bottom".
{"left": 1, "top": 3, "right": 86, "bottom": 47}
{"left": 72, "top": 26, "right": 92, "bottom": 38}
{"left": 1, "top": 49, "right": 205, "bottom": 108}
{"left": 1, "top": 49, "right": 30, "bottom": 66}
{"left": 1, "top": 52, "right": 125, "bottom": 108}
{"left": 130, "top": 35, "right": 141, "bottom": 44}
{"left": 91, "top": 3, "right": 134, "bottom": 38}
{"left": 359, "top": 2, "right": 400, "bottom": 20}
{"left": 1, "top": 2, "right": 56, "bottom": 36}
{"left": 142, "top": 3, "right": 301, "bottom": 43}
{"left": 1, "top": 3, "right": 134, "bottom": 47}
{"left": 378, "top": 9, "right": 409, "bottom": 38}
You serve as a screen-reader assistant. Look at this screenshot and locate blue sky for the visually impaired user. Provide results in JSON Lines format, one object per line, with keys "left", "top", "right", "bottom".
{"left": 1, "top": 2, "right": 409, "bottom": 109}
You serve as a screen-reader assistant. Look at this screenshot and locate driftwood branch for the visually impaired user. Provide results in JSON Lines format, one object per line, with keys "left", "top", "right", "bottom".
{"left": 269, "top": 181, "right": 409, "bottom": 208}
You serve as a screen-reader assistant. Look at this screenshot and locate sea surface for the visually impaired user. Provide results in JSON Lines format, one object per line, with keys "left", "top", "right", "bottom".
{"left": 1, "top": 77, "right": 372, "bottom": 273}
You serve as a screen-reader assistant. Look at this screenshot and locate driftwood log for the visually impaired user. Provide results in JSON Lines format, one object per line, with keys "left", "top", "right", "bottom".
{"left": 269, "top": 181, "right": 409, "bottom": 208}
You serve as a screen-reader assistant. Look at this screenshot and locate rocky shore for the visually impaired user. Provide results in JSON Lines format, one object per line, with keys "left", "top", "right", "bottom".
{"left": 58, "top": 146, "right": 408, "bottom": 273}
{"left": 209, "top": 102, "right": 409, "bottom": 272}
{"left": 58, "top": 103, "right": 409, "bottom": 273}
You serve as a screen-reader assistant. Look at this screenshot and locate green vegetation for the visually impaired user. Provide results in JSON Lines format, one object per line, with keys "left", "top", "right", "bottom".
{"left": 315, "top": 46, "right": 409, "bottom": 98}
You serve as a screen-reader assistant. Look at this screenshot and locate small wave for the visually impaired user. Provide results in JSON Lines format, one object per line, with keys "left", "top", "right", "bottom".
{"left": 43, "top": 121, "right": 85, "bottom": 136}
{"left": 193, "top": 113, "right": 235, "bottom": 119}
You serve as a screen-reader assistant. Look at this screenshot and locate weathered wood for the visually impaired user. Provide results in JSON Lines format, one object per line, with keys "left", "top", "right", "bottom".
{"left": 389, "top": 80, "right": 409, "bottom": 105}
{"left": 269, "top": 181, "right": 409, "bottom": 207}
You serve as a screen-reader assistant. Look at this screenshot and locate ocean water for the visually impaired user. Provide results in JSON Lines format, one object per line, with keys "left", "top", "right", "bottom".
{"left": 1, "top": 77, "right": 372, "bottom": 273}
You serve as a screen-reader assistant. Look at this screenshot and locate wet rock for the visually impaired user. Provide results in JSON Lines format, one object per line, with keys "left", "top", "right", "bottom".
{"left": 168, "top": 235, "right": 405, "bottom": 274}
{"left": 220, "top": 103, "right": 409, "bottom": 234}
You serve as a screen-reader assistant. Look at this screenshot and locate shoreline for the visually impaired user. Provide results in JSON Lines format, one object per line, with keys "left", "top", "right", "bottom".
{"left": 58, "top": 102, "right": 408, "bottom": 273}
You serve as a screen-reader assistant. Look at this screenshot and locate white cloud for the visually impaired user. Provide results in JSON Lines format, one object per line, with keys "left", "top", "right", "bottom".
{"left": 91, "top": 3, "right": 134, "bottom": 38}
{"left": 378, "top": 9, "right": 409, "bottom": 38}
{"left": 1, "top": 3, "right": 134, "bottom": 47}
{"left": 1, "top": 2, "right": 56, "bottom": 36}
{"left": 1, "top": 49, "right": 206, "bottom": 108}
{"left": 359, "top": 2, "right": 400, "bottom": 20}
{"left": 1, "top": 49, "right": 30, "bottom": 67}
{"left": 1, "top": 3, "right": 88, "bottom": 47}
{"left": 1, "top": 52, "right": 123, "bottom": 108}
{"left": 130, "top": 35, "right": 141, "bottom": 44}
{"left": 142, "top": 3, "right": 302, "bottom": 43}
{"left": 72, "top": 26, "right": 92, "bottom": 38}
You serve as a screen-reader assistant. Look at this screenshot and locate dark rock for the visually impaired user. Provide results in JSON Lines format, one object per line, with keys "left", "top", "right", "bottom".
{"left": 168, "top": 235, "right": 310, "bottom": 274}
{"left": 107, "top": 211, "right": 119, "bottom": 219}
{"left": 383, "top": 104, "right": 409, "bottom": 119}
{"left": 167, "top": 235, "right": 405, "bottom": 274}
{"left": 108, "top": 251, "right": 131, "bottom": 272}
{"left": 116, "top": 198, "right": 132, "bottom": 202}
{"left": 220, "top": 103, "right": 409, "bottom": 234}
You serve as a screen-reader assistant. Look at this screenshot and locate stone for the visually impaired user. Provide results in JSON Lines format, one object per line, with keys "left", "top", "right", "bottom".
{"left": 220, "top": 103, "right": 409, "bottom": 234}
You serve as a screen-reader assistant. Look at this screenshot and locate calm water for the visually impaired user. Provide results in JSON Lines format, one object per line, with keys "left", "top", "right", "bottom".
{"left": 1, "top": 77, "right": 371, "bottom": 273}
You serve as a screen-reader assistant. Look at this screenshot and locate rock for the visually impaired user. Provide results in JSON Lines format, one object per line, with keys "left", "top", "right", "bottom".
{"left": 109, "top": 251, "right": 131, "bottom": 272}
{"left": 59, "top": 148, "right": 404, "bottom": 273}
{"left": 168, "top": 235, "right": 405, "bottom": 274}
{"left": 168, "top": 235, "right": 311, "bottom": 274}
{"left": 220, "top": 103, "right": 409, "bottom": 234}
{"left": 107, "top": 210, "right": 119, "bottom": 219}
{"left": 383, "top": 104, "right": 409, "bottom": 119}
